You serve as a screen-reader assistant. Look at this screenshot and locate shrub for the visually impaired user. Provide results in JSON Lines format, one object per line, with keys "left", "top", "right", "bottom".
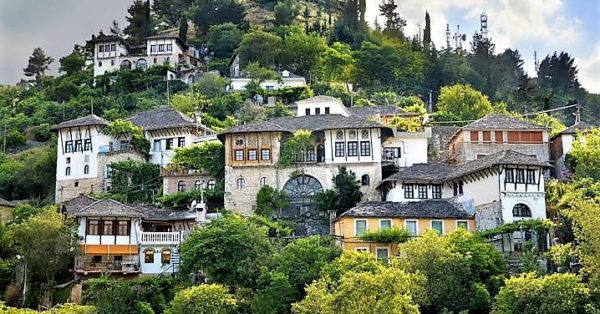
{"left": 166, "top": 284, "right": 237, "bottom": 314}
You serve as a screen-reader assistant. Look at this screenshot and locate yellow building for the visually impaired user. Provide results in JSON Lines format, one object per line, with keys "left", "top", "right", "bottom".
{"left": 334, "top": 200, "right": 475, "bottom": 259}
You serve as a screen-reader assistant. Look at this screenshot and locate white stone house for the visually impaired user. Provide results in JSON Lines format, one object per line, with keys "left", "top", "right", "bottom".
{"left": 549, "top": 121, "right": 596, "bottom": 179}
{"left": 228, "top": 69, "right": 306, "bottom": 92}
{"left": 380, "top": 150, "right": 552, "bottom": 252}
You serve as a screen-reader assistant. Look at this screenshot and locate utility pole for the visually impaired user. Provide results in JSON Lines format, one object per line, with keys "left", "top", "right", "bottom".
{"left": 428, "top": 90, "right": 433, "bottom": 113}
{"left": 90, "top": 99, "right": 94, "bottom": 115}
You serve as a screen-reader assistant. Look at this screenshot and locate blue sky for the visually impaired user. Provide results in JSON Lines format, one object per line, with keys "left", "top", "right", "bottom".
{"left": 1, "top": 0, "right": 598, "bottom": 92}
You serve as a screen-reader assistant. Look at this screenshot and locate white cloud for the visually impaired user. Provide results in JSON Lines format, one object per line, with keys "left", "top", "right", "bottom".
{"left": 578, "top": 44, "right": 600, "bottom": 93}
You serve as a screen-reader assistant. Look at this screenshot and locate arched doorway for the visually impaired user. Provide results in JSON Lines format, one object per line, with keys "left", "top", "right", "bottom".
{"left": 136, "top": 59, "right": 148, "bottom": 69}
{"left": 120, "top": 59, "right": 132, "bottom": 70}
{"left": 282, "top": 175, "right": 323, "bottom": 216}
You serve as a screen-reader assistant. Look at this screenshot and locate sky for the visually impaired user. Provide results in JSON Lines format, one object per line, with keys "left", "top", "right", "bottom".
{"left": 0, "top": 0, "right": 599, "bottom": 92}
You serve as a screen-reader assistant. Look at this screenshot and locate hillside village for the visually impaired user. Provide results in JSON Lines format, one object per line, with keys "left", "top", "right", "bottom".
{"left": 2, "top": 0, "right": 600, "bottom": 313}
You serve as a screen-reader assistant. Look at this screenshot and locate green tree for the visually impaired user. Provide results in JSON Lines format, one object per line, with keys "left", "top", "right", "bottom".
{"left": 423, "top": 11, "right": 431, "bottom": 46}
{"left": 274, "top": 0, "right": 299, "bottom": 26}
{"left": 123, "top": 0, "right": 155, "bottom": 45}
{"left": 255, "top": 185, "right": 287, "bottom": 217}
{"left": 316, "top": 166, "right": 362, "bottom": 214}
{"left": 238, "top": 31, "right": 282, "bottom": 68}
{"left": 379, "top": 0, "right": 406, "bottom": 39}
{"left": 170, "top": 91, "right": 207, "bottom": 115}
{"left": 23, "top": 47, "right": 54, "bottom": 87}
{"left": 279, "top": 30, "right": 327, "bottom": 78}
{"left": 179, "top": 214, "right": 274, "bottom": 288}
{"left": 171, "top": 141, "right": 225, "bottom": 180}
{"left": 530, "top": 113, "right": 566, "bottom": 137}
{"left": 192, "top": 0, "right": 245, "bottom": 35}
{"left": 317, "top": 42, "right": 355, "bottom": 83}
{"left": 152, "top": 0, "right": 188, "bottom": 27}
{"left": 434, "top": 84, "right": 494, "bottom": 122}
{"left": 207, "top": 23, "right": 243, "bottom": 58}
{"left": 58, "top": 47, "right": 86, "bottom": 76}
{"left": 492, "top": 273, "right": 592, "bottom": 314}
{"left": 166, "top": 284, "right": 237, "bottom": 314}
{"left": 567, "top": 128, "right": 600, "bottom": 180}
{"left": 108, "top": 160, "right": 161, "bottom": 203}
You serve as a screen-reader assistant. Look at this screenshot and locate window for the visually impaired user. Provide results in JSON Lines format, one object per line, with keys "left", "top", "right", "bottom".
{"left": 335, "top": 130, "right": 344, "bottom": 140}
{"left": 347, "top": 141, "right": 358, "bottom": 156}
{"left": 207, "top": 180, "right": 216, "bottom": 189}
{"left": 248, "top": 149, "right": 257, "bottom": 161}
{"left": 360, "top": 141, "right": 371, "bottom": 156}
{"left": 418, "top": 185, "right": 428, "bottom": 199}
{"left": 98, "top": 61, "right": 102, "bottom": 67}
{"left": 404, "top": 184, "right": 414, "bottom": 199}
{"left": 65, "top": 167, "right": 71, "bottom": 176}
{"left": 325, "top": 107, "right": 330, "bottom": 114}
{"left": 235, "top": 150, "right": 244, "bottom": 161}
{"left": 166, "top": 138, "right": 174, "bottom": 150}
{"left": 84, "top": 139, "right": 92, "bottom": 151}
{"left": 384, "top": 147, "right": 401, "bottom": 160}
{"left": 104, "top": 44, "right": 110, "bottom": 52}
{"left": 348, "top": 130, "right": 357, "bottom": 140}
{"left": 120, "top": 140, "right": 129, "bottom": 151}
{"left": 151, "top": 45, "right": 157, "bottom": 53}
{"left": 159, "top": 44, "right": 165, "bottom": 52}
{"left": 432, "top": 185, "right": 442, "bottom": 199}
{"left": 453, "top": 181, "right": 464, "bottom": 196}
{"left": 515, "top": 169, "right": 525, "bottom": 183}
{"left": 99, "top": 45, "right": 104, "bottom": 53}
{"left": 161, "top": 248, "right": 171, "bottom": 264}
{"left": 84, "top": 165, "right": 90, "bottom": 175}
{"left": 335, "top": 142, "right": 345, "bottom": 157}
{"left": 166, "top": 44, "right": 172, "bottom": 52}
{"left": 361, "top": 129, "right": 370, "bottom": 139}
{"left": 405, "top": 220, "right": 417, "bottom": 236}
{"left": 194, "top": 180, "right": 203, "bottom": 190}
{"left": 457, "top": 220, "right": 469, "bottom": 230}
{"left": 470, "top": 131, "right": 479, "bottom": 142}
{"left": 431, "top": 220, "right": 443, "bottom": 234}
{"left": 261, "top": 149, "right": 271, "bottom": 160}
{"left": 87, "top": 220, "right": 100, "bottom": 235}
{"left": 376, "top": 247, "right": 390, "bottom": 260}
{"left": 144, "top": 248, "right": 155, "bottom": 263}
{"left": 505, "top": 169, "right": 515, "bottom": 183}
{"left": 236, "top": 178, "right": 245, "bottom": 189}
{"left": 111, "top": 59, "right": 115, "bottom": 66}
{"left": 66, "top": 157, "right": 71, "bottom": 164}
{"left": 235, "top": 137, "right": 244, "bottom": 146}
{"left": 177, "top": 181, "right": 186, "bottom": 192}
{"left": 153, "top": 57, "right": 157, "bottom": 63}
{"left": 74, "top": 140, "right": 83, "bottom": 152}
{"left": 355, "top": 219, "right": 367, "bottom": 236}
{"left": 136, "top": 59, "right": 148, "bottom": 69}
{"left": 306, "top": 147, "right": 316, "bottom": 162}
{"left": 110, "top": 44, "right": 116, "bottom": 51}
{"left": 178, "top": 137, "right": 185, "bottom": 147}
{"left": 84, "top": 155, "right": 90, "bottom": 162}
{"left": 65, "top": 140, "right": 74, "bottom": 153}
{"left": 105, "top": 165, "right": 112, "bottom": 178}
{"left": 526, "top": 169, "right": 536, "bottom": 184}
{"left": 259, "top": 177, "right": 268, "bottom": 187}
{"left": 153, "top": 140, "right": 161, "bottom": 151}
{"left": 117, "top": 220, "right": 129, "bottom": 235}
{"left": 315, "top": 108, "right": 321, "bottom": 115}
{"left": 74, "top": 181, "right": 79, "bottom": 187}
{"left": 513, "top": 203, "right": 532, "bottom": 217}
{"left": 305, "top": 108, "right": 310, "bottom": 115}
{"left": 355, "top": 247, "right": 369, "bottom": 253}
{"left": 102, "top": 220, "right": 114, "bottom": 235}
{"left": 361, "top": 174, "right": 370, "bottom": 186}
{"left": 379, "top": 219, "right": 392, "bottom": 230}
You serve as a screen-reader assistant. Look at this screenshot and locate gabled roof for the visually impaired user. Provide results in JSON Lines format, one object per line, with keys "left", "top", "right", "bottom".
{"left": 557, "top": 121, "right": 596, "bottom": 136}
{"left": 51, "top": 114, "right": 110, "bottom": 130}
{"left": 218, "top": 114, "right": 392, "bottom": 140}
{"left": 463, "top": 113, "right": 548, "bottom": 130}
{"left": 339, "top": 200, "right": 473, "bottom": 220}
{"left": 295, "top": 95, "right": 342, "bottom": 105}
{"left": 68, "top": 198, "right": 144, "bottom": 218}
{"left": 88, "top": 34, "right": 127, "bottom": 44}
{"left": 62, "top": 195, "right": 98, "bottom": 214}
{"left": 348, "top": 105, "right": 416, "bottom": 118}
{"left": 128, "top": 106, "right": 196, "bottom": 130}
{"left": 382, "top": 150, "right": 552, "bottom": 185}
{"left": 141, "top": 206, "right": 198, "bottom": 221}
{"left": 145, "top": 33, "right": 189, "bottom": 49}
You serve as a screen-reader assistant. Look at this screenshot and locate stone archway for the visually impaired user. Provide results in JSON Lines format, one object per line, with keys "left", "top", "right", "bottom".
{"left": 282, "top": 175, "right": 323, "bottom": 216}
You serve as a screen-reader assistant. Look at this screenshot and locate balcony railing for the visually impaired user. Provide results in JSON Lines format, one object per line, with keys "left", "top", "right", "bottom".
{"left": 140, "top": 232, "right": 182, "bottom": 244}
{"left": 75, "top": 261, "right": 140, "bottom": 274}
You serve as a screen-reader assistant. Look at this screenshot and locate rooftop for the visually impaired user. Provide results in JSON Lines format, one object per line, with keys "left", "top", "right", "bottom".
{"left": 463, "top": 113, "right": 548, "bottom": 130}
{"left": 339, "top": 200, "right": 473, "bottom": 219}
{"left": 51, "top": 114, "right": 110, "bottom": 130}
{"left": 382, "top": 150, "right": 552, "bottom": 184}
{"left": 128, "top": 106, "right": 197, "bottom": 130}
{"left": 348, "top": 105, "right": 415, "bottom": 118}
{"left": 556, "top": 121, "right": 596, "bottom": 136}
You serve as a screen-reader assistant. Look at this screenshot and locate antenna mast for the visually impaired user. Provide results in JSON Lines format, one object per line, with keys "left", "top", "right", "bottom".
{"left": 480, "top": 11, "right": 488, "bottom": 38}
{"left": 534, "top": 51, "right": 540, "bottom": 72}
{"left": 446, "top": 24, "right": 451, "bottom": 49}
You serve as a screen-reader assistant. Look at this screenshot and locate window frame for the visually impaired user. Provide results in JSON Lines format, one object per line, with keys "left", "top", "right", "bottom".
{"left": 234, "top": 149, "right": 244, "bottom": 161}
{"left": 334, "top": 142, "right": 345, "bottom": 157}
{"left": 360, "top": 141, "right": 371, "bottom": 156}
{"left": 325, "top": 107, "right": 330, "bottom": 114}
{"left": 513, "top": 203, "right": 532, "bottom": 217}
{"left": 84, "top": 165, "right": 90, "bottom": 175}
{"left": 165, "top": 138, "right": 174, "bottom": 150}
{"left": 247, "top": 149, "right": 257, "bottom": 161}
{"left": 102, "top": 220, "right": 115, "bottom": 236}
{"left": 144, "top": 248, "right": 155, "bottom": 264}
{"left": 526, "top": 169, "right": 536, "bottom": 184}
{"left": 65, "top": 167, "right": 71, "bottom": 176}
{"left": 65, "top": 140, "right": 74, "bottom": 153}
{"left": 159, "top": 44, "right": 165, "bottom": 52}
{"left": 417, "top": 184, "right": 428, "bottom": 199}
{"left": 431, "top": 220, "right": 444, "bottom": 235}
{"left": 259, "top": 177, "right": 267, "bottom": 187}
{"left": 432, "top": 185, "right": 442, "bottom": 199}
{"left": 86, "top": 219, "right": 100, "bottom": 235}
{"left": 347, "top": 141, "right": 358, "bottom": 157}
{"left": 405, "top": 220, "right": 418, "bottom": 236}
{"left": 177, "top": 180, "right": 186, "bottom": 192}
{"left": 161, "top": 248, "right": 171, "bottom": 264}
{"left": 505, "top": 169, "right": 515, "bottom": 183}
{"left": 355, "top": 247, "right": 369, "bottom": 253}
{"left": 354, "top": 219, "right": 367, "bottom": 237}
{"left": 404, "top": 184, "right": 414, "bottom": 199}
{"left": 379, "top": 219, "right": 392, "bottom": 230}
{"left": 74, "top": 139, "right": 83, "bottom": 152}
{"left": 236, "top": 178, "right": 245, "bottom": 190}
{"left": 515, "top": 169, "right": 525, "bottom": 183}
{"left": 153, "top": 139, "right": 161, "bottom": 152}
{"left": 376, "top": 247, "right": 390, "bottom": 261}
{"left": 178, "top": 137, "right": 185, "bottom": 147}
{"left": 261, "top": 149, "right": 271, "bottom": 161}
{"left": 166, "top": 44, "right": 172, "bottom": 52}
{"left": 305, "top": 108, "right": 310, "bottom": 116}
{"left": 84, "top": 139, "right": 92, "bottom": 151}
{"left": 456, "top": 220, "right": 469, "bottom": 231}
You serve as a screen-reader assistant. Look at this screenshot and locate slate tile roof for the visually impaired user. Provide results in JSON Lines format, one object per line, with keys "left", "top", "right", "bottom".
{"left": 339, "top": 200, "right": 473, "bottom": 219}
{"left": 51, "top": 114, "right": 109, "bottom": 130}
{"left": 218, "top": 114, "right": 392, "bottom": 139}
{"left": 0, "top": 198, "right": 28, "bottom": 208}
{"left": 382, "top": 150, "right": 551, "bottom": 184}
{"left": 128, "top": 106, "right": 197, "bottom": 130}
{"left": 348, "top": 105, "right": 415, "bottom": 118}
{"left": 557, "top": 121, "right": 596, "bottom": 135}
{"left": 463, "top": 113, "right": 548, "bottom": 130}
{"left": 62, "top": 195, "right": 98, "bottom": 214}
{"left": 68, "top": 198, "right": 145, "bottom": 218}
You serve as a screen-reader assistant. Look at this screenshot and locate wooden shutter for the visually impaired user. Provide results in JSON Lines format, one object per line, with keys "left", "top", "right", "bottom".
{"left": 470, "top": 131, "right": 479, "bottom": 142}
{"left": 495, "top": 131, "right": 503, "bottom": 143}
{"left": 482, "top": 131, "right": 491, "bottom": 142}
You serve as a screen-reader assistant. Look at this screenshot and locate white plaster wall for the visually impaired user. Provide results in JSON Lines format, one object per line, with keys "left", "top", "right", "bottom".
{"left": 455, "top": 175, "right": 501, "bottom": 206}
{"left": 382, "top": 133, "right": 428, "bottom": 168}
{"left": 385, "top": 183, "right": 448, "bottom": 202}
{"left": 147, "top": 38, "right": 185, "bottom": 65}
{"left": 139, "top": 245, "right": 178, "bottom": 274}
{"left": 228, "top": 78, "right": 306, "bottom": 91}
{"left": 148, "top": 131, "right": 196, "bottom": 166}
{"left": 500, "top": 192, "right": 546, "bottom": 223}
{"left": 324, "top": 128, "right": 382, "bottom": 164}
{"left": 296, "top": 99, "right": 349, "bottom": 117}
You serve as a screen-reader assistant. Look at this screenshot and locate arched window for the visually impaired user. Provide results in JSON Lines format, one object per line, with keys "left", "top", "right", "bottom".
{"left": 283, "top": 175, "right": 323, "bottom": 210}
{"left": 144, "top": 248, "right": 155, "bottom": 263}
{"left": 361, "top": 174, "right": 370, "bottom": 186}
{"left": 194, "top": 180, "right": 203, "bottom": 190}
{"left": 259, "top": 177, "right": 267, "bottom": 187}
{"left": 120, "top": 59, "right": 132, "bottom": 70}
{"left": 65, "top": 167, "right": 71, "bottom": 176}
{"left": 513, "top": 203, "right": 532, "bottom": 217}
{"left": 136, "top": 59, "right": 147, "bottom": 69}
{"left": 177, "top": 181, "right": 186, "bottom": 192}
{"left": 207, "top": 180, "right": 216, "bottom": 189}
{"left": 188, "top": 74, "right": 195, "bottom": 84}
{"left": 236, "top": 178, "right": 245, "bottom": 190}
{"left": 161, "top": 248, "right": 171, "bottom": 264}
{"left": 84, "top": 165, "right": 90, "bottom": 175}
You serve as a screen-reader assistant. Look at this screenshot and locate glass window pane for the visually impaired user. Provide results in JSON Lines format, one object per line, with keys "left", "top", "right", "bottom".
{"left": 355, "top": 220, "right": 367, "bottom": 236}
{"left": 376, "top": 248, "right": 389, "bottom": 260}
{"left": 406, "top": 221, "right": 417, "bottom": 236}
{"left": 380, "top": 220, "right": 391, "bottom": 230}
{"left": 431, "top": 221, "right": 443, "bottom": 234}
